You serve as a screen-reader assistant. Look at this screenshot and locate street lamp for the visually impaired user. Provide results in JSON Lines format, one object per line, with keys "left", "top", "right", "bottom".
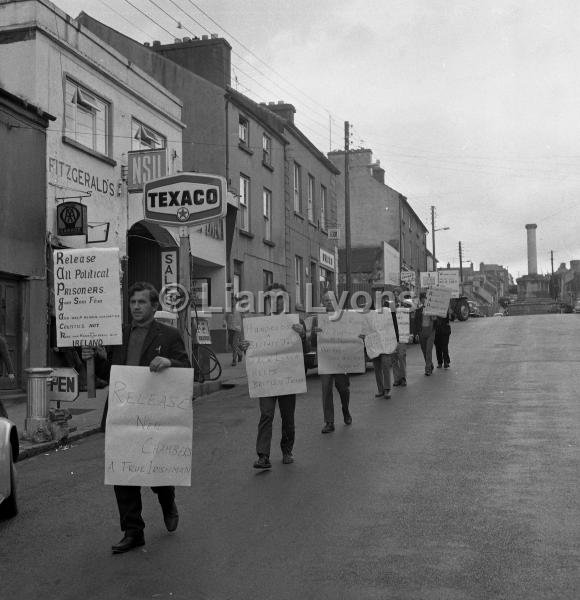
{"left": 432, "top": 225, "right": 450, "bottom": 271}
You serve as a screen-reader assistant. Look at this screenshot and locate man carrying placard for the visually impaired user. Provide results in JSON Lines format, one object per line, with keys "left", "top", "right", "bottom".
{"left": 312, "top": 291, "right": 356, "bottom": 434}
{"left": 239, "top": 283, "right": 307, "bottom": 469}
{"left": 82, "top": 282, "right": 191, "bottom": 554}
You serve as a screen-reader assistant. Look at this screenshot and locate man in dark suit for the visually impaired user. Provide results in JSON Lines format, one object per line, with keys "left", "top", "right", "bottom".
{"left": 83, "top": 281, "right": 191, "bottom": 554}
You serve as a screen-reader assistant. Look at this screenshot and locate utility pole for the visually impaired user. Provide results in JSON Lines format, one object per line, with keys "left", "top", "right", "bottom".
{"left": 458, "top": 241, "right": 464, "bottom": 295}
{"left": 550, "top": 249, "right": 556, "bottom": 300}
{"left": 344, "top": 121, "right": 351, "bottom": 296}
{"left": 431, "top": 205, "right": 436, "bottom": 272}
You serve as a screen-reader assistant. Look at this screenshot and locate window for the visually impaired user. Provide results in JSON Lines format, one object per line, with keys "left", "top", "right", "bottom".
{"left": 131, "top": 118, "right": 166, "bottom": 151}
{"left": 307, "top": 175, "right": 315, "bottom": 222}
{"left": 295, "top": 255, "right": 303, "bottom": 306}
{"left": 239, "top": 115, "right": 249, "bottom": 145}
{"left": 293, "top": 163, "right": 302, "bottom": 213}
{"left": 320, "top": 185, "right": 327, "bottom": 230}
{"left": 233, "top": 261, "right": 243, "bottom": 296}
{"left": 239, "top": 175, "right": 250, "bottom": 232}
{"left": 64, "top": 79, "right": 110, "bottom": 156}
{"left": 263, "top": 188, "right": 272, "bottom": 241}
{"left": 262, "top": 134, "right": 271, "bottom": 165}
{"left": 263, "top": 269, "right": 273, "bottom": 291}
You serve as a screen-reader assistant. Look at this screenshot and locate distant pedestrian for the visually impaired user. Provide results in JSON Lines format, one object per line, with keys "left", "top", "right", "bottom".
{"left": 434, "top": 308, "right": 452, "bottom": 369}
{"left": 239, "top": 283, "right": 307, "bottom": 469}
{"left": 415, "top": 292, "right": 436, "bottom": 376}
{"left": 0, "top": 334, "right": 15, "bottom": 381}
{"left": 82, "top": 281, "right": 191, "bottom": 555}
{"left": 225, "top": 296, "right": 244, "bottom": 366}
{"left": 312, "top": 291, "right": 352, "bottom": 433}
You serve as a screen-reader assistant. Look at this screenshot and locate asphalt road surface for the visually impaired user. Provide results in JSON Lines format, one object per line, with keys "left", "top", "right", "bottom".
{"left": 2, "top": 314, "right": 579, "bottom": 600}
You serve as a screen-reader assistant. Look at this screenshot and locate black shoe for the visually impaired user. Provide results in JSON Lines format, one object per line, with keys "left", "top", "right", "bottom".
{"left": 111, "top": 534, "right": 145, "bottom": 554}
{"left": 383, "top": 391, "right": 391, "bottom": 399}
{"left": 343, "top": 411, "right": 352, "bottom": 425}
{"left": 253, "top": 455, "right": 272, "bottom": 469}
{"left": 444, "top": 361, "right": 450, "bottom": 369}
{"left": 321, "top": 422, "right": 335, "bottom": 433}
{"left": 163, "top": 502, "right": 179, "bottom": 532}
{"left": 375, "top": 391, "right": 384, "bottom": 398}
{"left": 393, "top": 379, "right": 407, "bottom": 387}
{"left": 437, "top": 363, "right": 443, "bottom": 368}
{"left": 282, "top": 453, "right": 294, "bottom": 464}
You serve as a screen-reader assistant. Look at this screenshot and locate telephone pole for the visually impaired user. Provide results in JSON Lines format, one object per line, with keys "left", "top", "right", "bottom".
{"left": 458, "top": 241, "right": 464, "bottom": 295}
{"left": 344, "top": 121, "right": 351, "bottom": 296}
{"left": 431, "top": 205, "right": 436, "bottom": 271}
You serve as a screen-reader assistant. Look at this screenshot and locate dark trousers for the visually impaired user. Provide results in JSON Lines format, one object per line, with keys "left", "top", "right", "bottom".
{"left": 419, "top": 326, "right": 435, "bottom": 371}
{"left": 256, "top": 395, "right": 296, "bottom": 457}
{"left": 372, "top": 354, "right": 392, "bottom": 393}
{"left": 320, "top": 374, "right": 350, "bottom": 423}
{"left": 114, "top": 484, "right": 175, "bottom": 536}
{"left": 435, "top": 331, "right": 451, "bottom": 365}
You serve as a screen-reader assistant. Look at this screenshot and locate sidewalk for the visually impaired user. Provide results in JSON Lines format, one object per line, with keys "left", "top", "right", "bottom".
{"left": 0, "top": 352, "right": 248, "bottom": 461}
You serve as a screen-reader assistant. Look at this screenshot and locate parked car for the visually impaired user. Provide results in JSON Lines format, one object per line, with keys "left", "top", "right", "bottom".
{"left": 493, "top": 312, "right": 504, "bottom": 317}
{"left": 573, "top": 301, "right": 580, "bottom": 314}
{"left": 0, "top": 400, "right": 19, "bottom": 519}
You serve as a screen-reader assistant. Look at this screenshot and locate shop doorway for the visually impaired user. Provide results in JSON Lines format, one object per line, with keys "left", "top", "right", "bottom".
{"left": 0, "top": 277, "right": 19, "bottom": 389}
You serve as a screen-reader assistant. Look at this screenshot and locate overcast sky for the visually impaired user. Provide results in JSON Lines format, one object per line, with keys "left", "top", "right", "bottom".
{"left": 54, "top": 0, "right": 580, "bottom": 279}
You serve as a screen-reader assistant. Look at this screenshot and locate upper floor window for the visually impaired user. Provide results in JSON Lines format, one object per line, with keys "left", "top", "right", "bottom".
{"left": 132, "top": 118, "right": 166, "bottom": 151}
{"left": 262, "top": 134, "right": 272, "bottom": 165}
{"left": 293, "top": 163, "right": 302, "bottom": 213}
{"left": 320, "top": 185, "right": 327, "bottom": 230}
{"left": 239, "top": 174, "right": 250, "bottom": 232}
{"left": 263, "top": 188, "right": 272, "bottom": 241}
{"left": 239, "top": 115, "right": 249, "bottom": 145}
{"left": 307, "top": 175, "right": 315, "bottom": 222}
{"left": 64, "top": 79, "right": 110, "bottom": 156}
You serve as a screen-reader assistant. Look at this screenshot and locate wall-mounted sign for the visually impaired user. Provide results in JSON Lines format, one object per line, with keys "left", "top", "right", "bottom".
{"left": 127, "top": 148, "right": 167, "bottom": 192}
{"left": 195, "top": 319, "right": 212, "bottom": 345}
{"left": 160, "top": 250, "right": 178, "bottom": 287}
{"left": 328, "top": 228, "right": 340, "bottom": 240}
{"left": 320, "top": 248, "right": 335, "bottom": 270}
{"left": 191, "top": 277, "right": 211, "bottom": 308}
{"left": 56, "top": 201, "right": 88, "bottom": 236}
{"left": 143, "top": 172, "right": 227, "bottom": 226}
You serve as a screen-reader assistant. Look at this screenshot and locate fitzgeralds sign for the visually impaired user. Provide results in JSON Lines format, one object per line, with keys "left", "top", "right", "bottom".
{"left": 143, "top": 172, "right": 227, "bottom": 226}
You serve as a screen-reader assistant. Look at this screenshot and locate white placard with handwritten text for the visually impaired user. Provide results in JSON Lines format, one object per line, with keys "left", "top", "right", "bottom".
{"left": 244, "top": 314, "right": 307, "bottom": 398}
{"left": 105, "top": 366, "right": 194, "bottom": 486}
{"left": 317, "top": 311, "right": 366, "bottom": 374}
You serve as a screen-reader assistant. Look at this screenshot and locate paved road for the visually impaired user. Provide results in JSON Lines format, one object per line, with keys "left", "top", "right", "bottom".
{"left": 2, "top": 314, "right": 579, "bottom": 600}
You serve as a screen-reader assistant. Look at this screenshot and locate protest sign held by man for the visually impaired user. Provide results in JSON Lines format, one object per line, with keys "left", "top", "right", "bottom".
{"left": 82, "top": 281, "right": 191, "bottom": 554}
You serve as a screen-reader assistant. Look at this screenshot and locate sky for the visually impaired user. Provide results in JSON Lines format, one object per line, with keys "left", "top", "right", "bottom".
{"left": 53, "top": 0, "right": 580, "bottom": 280}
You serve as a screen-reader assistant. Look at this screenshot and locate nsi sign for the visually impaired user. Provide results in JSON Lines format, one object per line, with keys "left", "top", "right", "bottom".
{"left": 143, "top": 173, "right": 227, "bottom": 226}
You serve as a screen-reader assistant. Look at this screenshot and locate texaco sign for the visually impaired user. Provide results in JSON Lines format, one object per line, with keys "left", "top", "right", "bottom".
{"left": 143, "top": 172, "right": 227, "bottom": 226}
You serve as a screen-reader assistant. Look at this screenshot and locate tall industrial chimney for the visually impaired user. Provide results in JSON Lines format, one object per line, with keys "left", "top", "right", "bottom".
{"left": 525, "top": 223, "right": 538, "bottom": 275}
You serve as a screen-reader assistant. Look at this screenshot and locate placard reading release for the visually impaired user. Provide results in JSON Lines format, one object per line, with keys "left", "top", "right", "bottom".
{"left": 363, "top": 310, "right": 398, "bottom": 359}
{"left": 244, "top": 314, "right": 307, "bottom": 398}
{"left": 54, "top": 248, "right": 122, "bottom": 347}
{"left": 424, "top": 286, "right": 453, "bottom": 317}
{"left": 105, "top": 366, "right": 194, "bottom": 486}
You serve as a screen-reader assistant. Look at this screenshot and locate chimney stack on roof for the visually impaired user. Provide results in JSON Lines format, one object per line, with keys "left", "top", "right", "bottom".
{"left": 264, "top": 101, "right": 296, "bottom": 124}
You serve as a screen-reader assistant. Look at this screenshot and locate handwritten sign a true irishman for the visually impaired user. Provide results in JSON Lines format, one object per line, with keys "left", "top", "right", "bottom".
{"left": 105, "top": 366, "right": 194, "bottom": 486}
{"left": 53, "top": 247, "right": 122, "bottom": 347}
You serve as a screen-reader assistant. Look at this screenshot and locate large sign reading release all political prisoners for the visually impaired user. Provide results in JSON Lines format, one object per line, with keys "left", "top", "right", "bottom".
{"left": 244, "top": 314, "right": 307, "bottom": 398}
{"left": 105, "top": 366, "right": 194, "bottom": 486}
{"left": 317, "top": 311, "right": 366, "bottom": 374}
{"left": 53, "top": 248, "right": 122, "bottom": 348}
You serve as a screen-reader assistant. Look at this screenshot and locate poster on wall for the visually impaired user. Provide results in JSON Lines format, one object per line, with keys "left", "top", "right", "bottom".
{"left": 53, "top": 247, "right": 122, "bottom": 348}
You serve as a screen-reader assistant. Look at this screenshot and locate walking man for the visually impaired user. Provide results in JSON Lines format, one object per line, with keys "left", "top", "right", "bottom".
{"left": 416, "top": 292, "right": 436, "bottom": 376}
{"left": 225, "top": 295, "right": 243, "bottom": 366}
{"left": 83, "top": 281, "right": 191, "bottom": 554}
{"left": 240, "top": 283, "right": 307, "bottom": 469}
{"left": 313, "top": 291, "right": 352, "bottom": 433}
